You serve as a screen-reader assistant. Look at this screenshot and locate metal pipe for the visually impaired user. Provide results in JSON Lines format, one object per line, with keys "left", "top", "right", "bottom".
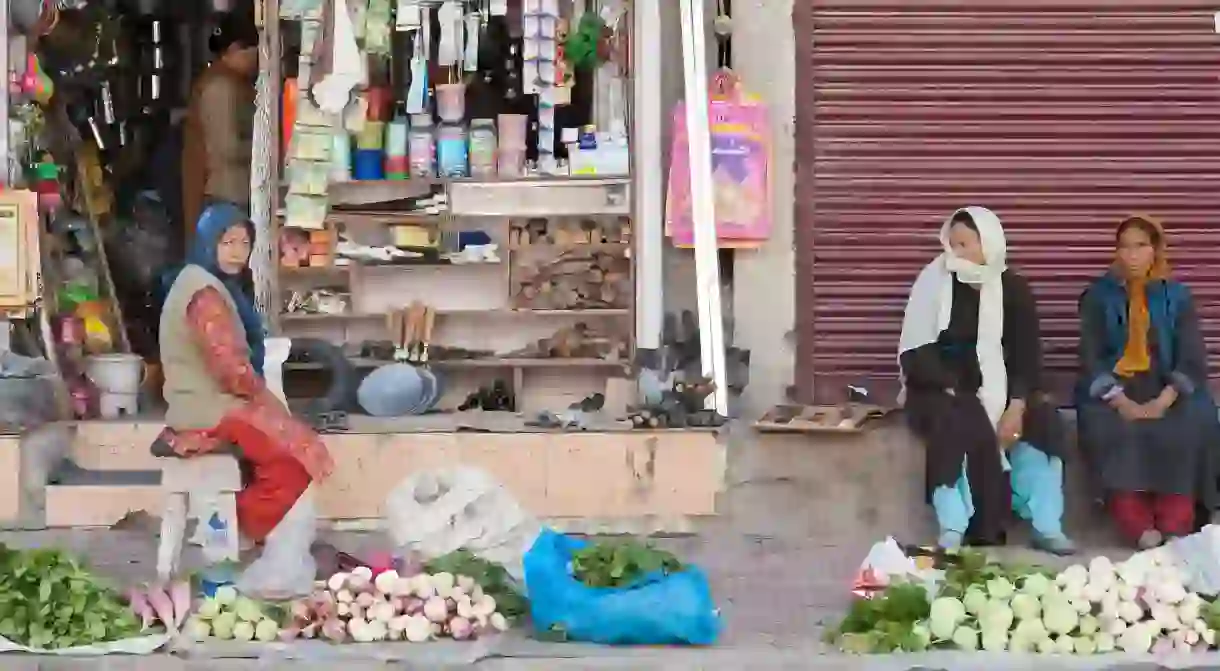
{"left": 631, "top": 0, "right": 662, "bottom": 351}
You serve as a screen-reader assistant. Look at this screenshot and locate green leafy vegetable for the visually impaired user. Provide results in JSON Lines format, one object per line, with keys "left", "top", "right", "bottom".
{"left": 423, "top": 550, "right": 528, "bottom": 619}
{"left": 0, "top": 544, "right": 142, "bottom": 649}
{"left": 570, "top": 540, "right": 682, "bottom": 588}
{"left": 825, "top": 582, "right": 933, "bottom": 654}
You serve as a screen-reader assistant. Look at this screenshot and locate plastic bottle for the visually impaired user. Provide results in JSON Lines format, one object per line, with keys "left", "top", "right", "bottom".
{"left": 468, "top": 119, "right": 497, "bottom": 179}
{"left": 436, "top": 123, "right": 469, "bottom": 178}
{"left": 408, "top": 114, "right": 435, "bottom": 178}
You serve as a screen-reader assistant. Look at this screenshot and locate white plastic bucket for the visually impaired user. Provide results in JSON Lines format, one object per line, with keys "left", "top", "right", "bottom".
{"left": 85, "top": 353, "right": 145, "bottom": 395}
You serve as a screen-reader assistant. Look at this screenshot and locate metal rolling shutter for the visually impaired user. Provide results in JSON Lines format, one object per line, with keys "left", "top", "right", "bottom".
{"left": 795, "top": 1, "right": 1220, "bottom": 403}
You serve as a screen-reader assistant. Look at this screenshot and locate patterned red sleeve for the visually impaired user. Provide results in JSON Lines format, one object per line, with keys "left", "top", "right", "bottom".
{"left": 185, "top": 286, "right": 265, "bottom": 399}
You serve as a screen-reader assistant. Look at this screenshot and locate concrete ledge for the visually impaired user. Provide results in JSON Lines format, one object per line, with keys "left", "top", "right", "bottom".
{"left": 0, "top": 423, "right": 74, "bottom": 529}
{"left": 721, "top": 413, "right": 1109, "bottom": 544}
{"left": 49, "top": 426, "right": 726, "bottom": 530}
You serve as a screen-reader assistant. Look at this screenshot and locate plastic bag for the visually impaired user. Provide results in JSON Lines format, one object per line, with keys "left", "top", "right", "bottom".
{"left": 851, "top": 537, "right": 922, "bottom": 599}
{"left": 523, "top": 530, "right": 721, "bottom": 646}
{"left": 236, "top": 484, "right": 318, "bottom": 599}
{"left": 665, "top": 70, "right": 772, "bottom": 248}
{"left": 385, "top": 468, "right": 542, "bottom": 582}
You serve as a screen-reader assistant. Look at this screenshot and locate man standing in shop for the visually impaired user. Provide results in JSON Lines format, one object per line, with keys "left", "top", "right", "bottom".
{"left": 182, "top": 11, "right": 259, "bottom": 242}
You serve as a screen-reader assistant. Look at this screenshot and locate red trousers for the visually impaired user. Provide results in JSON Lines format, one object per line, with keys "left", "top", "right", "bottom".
{"left": 1109, "top": 490, "right": 1194, "bottom": 544}
{"left": 211, "top": 413, "right": 312, "bottom": 542}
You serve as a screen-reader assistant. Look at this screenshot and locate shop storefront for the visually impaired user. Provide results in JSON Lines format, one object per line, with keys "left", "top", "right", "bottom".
{"left": 795, "top": 2, "right": 1220, "bottom": 404}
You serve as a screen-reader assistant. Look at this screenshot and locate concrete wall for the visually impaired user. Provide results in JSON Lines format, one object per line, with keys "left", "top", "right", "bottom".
{"left": 657, "top": 0, "right": 798, "bottom": 418}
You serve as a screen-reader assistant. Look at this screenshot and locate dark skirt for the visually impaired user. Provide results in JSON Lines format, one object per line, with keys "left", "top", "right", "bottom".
{"left": 1078, "top": 392, "right": 1219, "bottom": 508}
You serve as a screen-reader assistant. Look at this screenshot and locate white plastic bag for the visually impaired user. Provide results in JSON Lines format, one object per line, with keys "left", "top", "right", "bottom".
{"left": 236, "top": 484, "right": 319, "bottom": 599}
{"left": 385, "top": 468, "right": 542, "bottom": 582}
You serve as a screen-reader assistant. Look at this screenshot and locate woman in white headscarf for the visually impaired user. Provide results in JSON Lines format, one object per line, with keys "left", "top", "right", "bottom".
{"left": 899, "top": 207, "right": 1074, "bottom": 554}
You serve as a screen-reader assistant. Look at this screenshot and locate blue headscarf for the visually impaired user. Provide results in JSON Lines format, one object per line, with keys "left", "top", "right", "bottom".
{"left": 165, "top": 203, "right": 265, "bottom": 375}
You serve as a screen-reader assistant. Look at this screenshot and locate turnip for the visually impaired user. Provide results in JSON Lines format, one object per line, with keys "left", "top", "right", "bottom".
{"left": 278, "top": 625, "right": 301, "bottom": 643}
{"left": 327, "top": 572, "right": 350, "bottom": 592}
{"left": 389, "top": 615, "right": 410, "bottom": 636}
{"left": 404, "top": 615, "right": 432, "bottom": 643}
{"left": 1186, "top": 629, "right": 1201, "bottom": 646}
{"left": 254, "top": 619, "right": 279, "bottom": 642}
{"left": 1035, "top": 636, "right": 1055, "bottom": 654}
{"left": 336, "top": 589, "right": 354, "bottom": 604}
{"left": 212, "top": 612, "right": 238, "bottom": 639}
{"left": 348, "top": 570, "right": 373, "bottom": 592}
{"left": 374, "top": 570, "right": 400, "bottom": 596}
{"left": 1118, "top": 600, "right": 1144, "bottom": 623}
{"left": 951, "top": 626, "right": 979, "bottom": 651}
{"left": 448, "top": 616, "right": 473, "bottom": 640}
{"left": 489, "top": 613, "right": 509, "bottom": 632}
{"left": 355, "top": 592, "right": 376, "bottom": 609}
{"left": 337, "top": 603, "right": 352, "bottom": 617}
{"left": 369, "top": 602, "right": 396, "bottom": 623}
{"left": 962, "top": 588, "right": 988, "bottom": 616}
{"left": 1078, "top": 614, "right": 1100, "bottom": 636}
{"left": 321, "top": 618, "right": 347, "bottom": 643}
{"left": 403, "top": 597, "right": 424, "bottom": 615}
{"left": 424, "top": 596, "right": 449, "bottom": 623}
{"left": 301, "top": 622, "right": 320, "bottom": 640}
{"left": 366, "top": 619, "right": 388, "bottom": 642}
{"left": 1205, "top": 628, "right": 1217, "bottom": 647}
{"left": 986, "top": 577, "right": 1015, "bottom": 600}
{"left": 349, "top": 604, "right": 366, "bottom": 622}
{"left": 233, "top": 621, "right": 256, "bottom": 642}
{"left": 1074, "top": 635, "right": 1097, "bottom": 655}
{"left": 456, "top": 596, "right": 474, "bottom": 619}
{"left": 196, "top": 599, "right": 221, "bottom": 620}
{"left": 234, "top": 597, "right": 264, "bottom": 623}
{"left": 185, "top": 618, "right": 211, "bottom": 641}
{"left": 349, "top": 618, "right": 375, "bottom": 643}
{"left": 214, "top": 585, "right": 239, "bottom": 607}
{"left": 473, "top": 595, "right": 497, "bottom": 618}
{"left": 1117, "top": 581, "right": 1139, "bottom": 602}
{"left": 1052, "top": 635, "right": 1075, "bottom": 654}
{"left": 457, "top": 575, "right": 476, "bottom": 593}
{"left": 409, "top": 574, "right": 434, "bottom": 599}
{"left": 1095, "top": 632, "right": 1117, "bottom": 653}
{"left": 928, "top": 597, "right": 967, "bottom": 640}
{"left": 431, "top": 572, "right": 456, "bottom": 593}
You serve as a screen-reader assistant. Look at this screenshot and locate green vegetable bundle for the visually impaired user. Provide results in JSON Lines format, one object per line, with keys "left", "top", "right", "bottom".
{"left": 571, "top": 540, "right": 682, "bottom": 588}
{"left": 424, "top": 550, "right": 528, "bottom": 620}
{"left": 0, "top": 545, "right": 142, "bottom": 649}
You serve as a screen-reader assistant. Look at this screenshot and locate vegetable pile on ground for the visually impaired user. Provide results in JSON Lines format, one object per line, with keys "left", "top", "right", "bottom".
{"left": 127, "top": 580, "right": 193, "bottom": 634}
{"left": 570, "top": 540, "right": 683, "bottom": 588}
{"left": 0, "top": 545, "right": 145, "bottom": 649}
{"left": 828, "top": 547, "right": 1220, "bottom": 655}
{"left": 184, "top": 586, "right": 283, "bottom": 642}
{"left": 281, "top": 565, "right": 511, "bottom": 643}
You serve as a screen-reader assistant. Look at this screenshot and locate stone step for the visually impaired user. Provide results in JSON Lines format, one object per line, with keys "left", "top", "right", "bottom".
{"left": 46, "top": 424, "right": 726, "bottom": 530}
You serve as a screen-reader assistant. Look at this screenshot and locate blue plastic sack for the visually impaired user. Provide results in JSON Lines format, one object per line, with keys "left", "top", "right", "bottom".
{"left": 523, "top": 529, "right": 721, "bottom": 645}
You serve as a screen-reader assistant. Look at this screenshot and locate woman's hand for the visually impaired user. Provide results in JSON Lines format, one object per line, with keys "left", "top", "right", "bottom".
{"left": 997, "top": 400, "right": 1025, "bottom": 449}
{"left": 1109, "top": 392, "right": 1146, "bottom": 422}
{"left": 1138, "top": 387, "right": 1179, "bottom": 421}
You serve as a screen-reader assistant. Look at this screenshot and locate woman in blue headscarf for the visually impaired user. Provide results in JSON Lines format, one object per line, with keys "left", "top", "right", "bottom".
{"left": 156, "top": 203, "right": 333, "bottom": 544}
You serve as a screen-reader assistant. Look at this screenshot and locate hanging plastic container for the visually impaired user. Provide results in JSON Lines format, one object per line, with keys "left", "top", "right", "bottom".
{"left": 409, "top": 114, "right": 436, "bottom": 178}
{"left": 282, "top": 78, "right": 298, "bottom": 153}
{"left": 353, "top": 149, "right": 387, "bottom": 180}
{"left": 85, "top": 353, "right": 145, "bottom": 395}
{"left": 330, "top": 133, "right": 352, "bottom": 183}
{"left": 356, "top": 121, "right": 386, "bottom": 151}
{"left": 498, "top": 113, "right": 528, "bottom": 149}
{"left": 436, "top": 83, "right": 467, "bottom": 123}
{"left": 468, "top": 119, "right": 497, "bottom": 180}
{"left": 437, "top": 123, "right": 469, "bottom": 178}
{"left": 385, "top": 118, "right": 410, "bottom": 180}
{"left": 497, "top": 149, "right": 525, "bottom": 179}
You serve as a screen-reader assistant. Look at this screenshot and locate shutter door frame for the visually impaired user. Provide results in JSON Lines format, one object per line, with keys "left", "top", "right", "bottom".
{"left": 795, "top": 1, "right": 1220, "bottom": 404}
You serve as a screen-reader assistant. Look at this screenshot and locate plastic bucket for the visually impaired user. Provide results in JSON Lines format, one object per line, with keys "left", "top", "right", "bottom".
{"left": 436, "top": 83, "right": 466, "bottom": 123}
{"left": 85, "top": 353, "right": 145, "bottom": 394}
{"left": 498, "top": 114, "right": 528, "bottom": 149}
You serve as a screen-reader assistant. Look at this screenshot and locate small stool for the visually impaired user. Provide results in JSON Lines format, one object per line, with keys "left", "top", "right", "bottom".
{"left": 152, "top": 439, "right": 242, "bottom": 582}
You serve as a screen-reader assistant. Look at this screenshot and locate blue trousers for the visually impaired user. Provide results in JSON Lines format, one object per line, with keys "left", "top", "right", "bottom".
{"left": 932, "top": 442, "right": 1066, "bottom": 539}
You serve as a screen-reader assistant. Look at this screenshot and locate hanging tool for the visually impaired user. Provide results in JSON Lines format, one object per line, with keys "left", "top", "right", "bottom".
{"left": 437, "top": 0, "right": 461, "bottom": 66}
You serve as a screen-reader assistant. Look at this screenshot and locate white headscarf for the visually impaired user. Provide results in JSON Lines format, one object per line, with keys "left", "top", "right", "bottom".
{"left": 898, "top": 206, "right": 1008, "bottom": 426}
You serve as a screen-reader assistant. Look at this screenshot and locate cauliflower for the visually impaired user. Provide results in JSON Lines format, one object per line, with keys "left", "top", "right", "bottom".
{"left": 963, "top": 588, "right": 989, "bottom": 616}
{"left": 1012, "top": 593, "right": 1042, "bottom": 621}
{"left": 986, "top": 577, "right": 1015, "bottom": 600}
{"left": 1042, "top": 595, "right": 1080, "bottom": 635}
{"left": 929, "top": 597, "right": 967, "bottom": 640}
{"left": 1021, "top": 573, "right": 1052, "bottom": 598}
{"left": 951, "top": 626, "right": 980, "bottom": 651}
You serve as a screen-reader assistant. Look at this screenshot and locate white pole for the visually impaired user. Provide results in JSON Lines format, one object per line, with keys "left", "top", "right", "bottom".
{"left": 678, "top": 0, "right": 728, "bottom": 414}
{"left": 632, "top": 0, "right": 663, "bottom": 350}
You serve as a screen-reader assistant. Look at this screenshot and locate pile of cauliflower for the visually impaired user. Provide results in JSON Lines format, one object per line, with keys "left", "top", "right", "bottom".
{"left": 281, "top": 566, "right": 511, "bottom": 643}
{"left": 185, "top": 586, "right": 281, "bottom": 642}
{"left": 928, "top": 551, "right": 1218, "bottom": 654}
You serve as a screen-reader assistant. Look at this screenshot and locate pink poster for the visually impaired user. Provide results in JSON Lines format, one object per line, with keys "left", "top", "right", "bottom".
{"left": 665, "top": 74, "right": 772, "bottom": 248}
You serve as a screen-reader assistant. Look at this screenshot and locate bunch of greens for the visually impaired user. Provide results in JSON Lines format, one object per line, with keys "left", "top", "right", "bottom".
{"left": 571, "top": 540, "right": 682, "bottom": 588}
{"left": 0, "top": 544, "right": 142, "bottom": 649}
{"left": 826, "top": 582, "right": 934, "bottom": 654}
{"left": 937, "top": 549, "right": 1055, "bottom": 600}
{"left": 424, "top": 550, "right": 528, "bottom": 620}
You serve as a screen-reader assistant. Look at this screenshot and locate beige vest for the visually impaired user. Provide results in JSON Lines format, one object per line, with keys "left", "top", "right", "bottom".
{"left": 160, "top": 265, "right": 246, "bottom": 430}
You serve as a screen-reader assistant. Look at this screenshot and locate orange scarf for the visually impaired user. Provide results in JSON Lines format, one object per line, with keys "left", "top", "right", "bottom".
{"left": 1113, "top": 216, "right": 1170, "bottom": 378}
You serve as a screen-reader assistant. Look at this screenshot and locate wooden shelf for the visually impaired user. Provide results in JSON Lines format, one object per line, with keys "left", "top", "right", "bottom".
{"left": 280, "top": 308, "right": 630, "bottom": 323}
{"left": 284, "top": 357, "right": 628, "bottom": 371}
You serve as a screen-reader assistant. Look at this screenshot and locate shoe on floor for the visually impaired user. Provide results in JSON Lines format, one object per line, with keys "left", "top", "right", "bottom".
{"left": 1137, "top": 529, "right": 1164, "bottom": 550}
{"left": 938, "top": 530, "right": 964, "bottom": 551}
{"left": 1031, "top": 533, "right": 1077, "bottom": 556}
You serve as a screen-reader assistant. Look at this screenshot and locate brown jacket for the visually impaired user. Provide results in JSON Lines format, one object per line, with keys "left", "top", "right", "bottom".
{"left": 182, "top": 63, "right": 255, "bottom": 238}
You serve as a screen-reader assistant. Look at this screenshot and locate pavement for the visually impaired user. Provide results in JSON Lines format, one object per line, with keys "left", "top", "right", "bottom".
{"left": 1, "top": 420, "right": 1215, "bottom": 668}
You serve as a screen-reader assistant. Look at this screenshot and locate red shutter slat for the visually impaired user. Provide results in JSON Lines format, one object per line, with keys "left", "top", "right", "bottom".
{"left": 796, "top": 2, "right": 1220, "bottom": 403}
